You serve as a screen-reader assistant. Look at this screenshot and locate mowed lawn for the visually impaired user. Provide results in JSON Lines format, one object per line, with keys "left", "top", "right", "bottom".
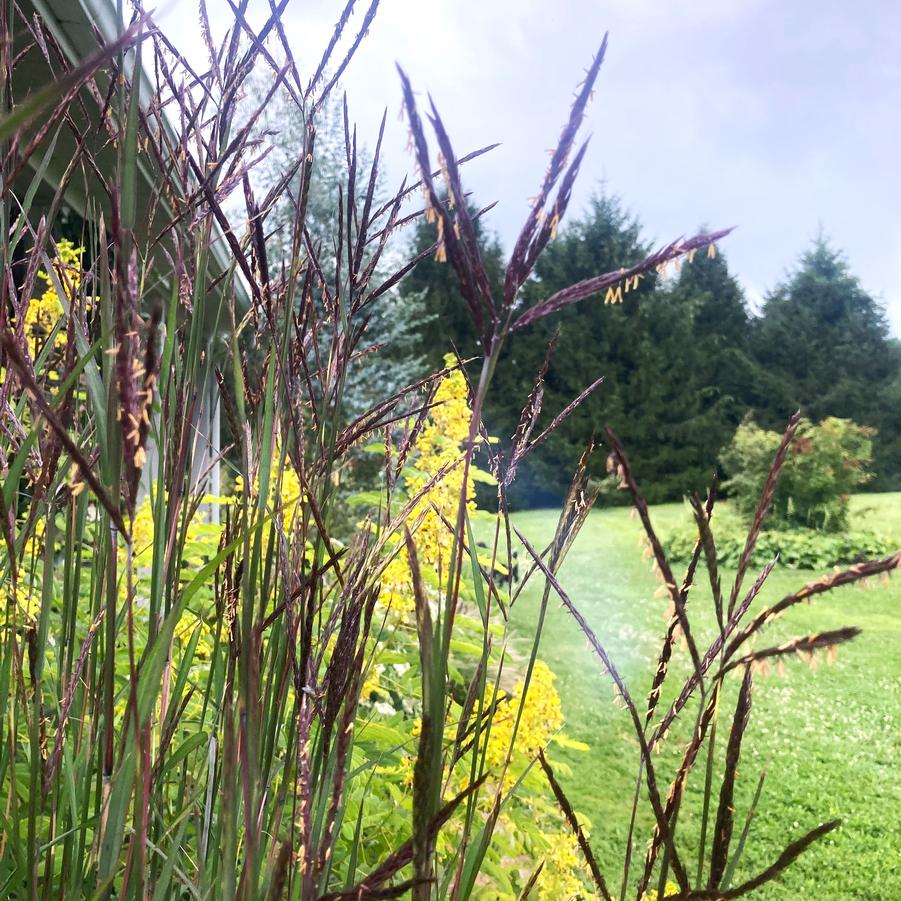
{"left": 506, "top": 493, "right": 901, "bottom": 899}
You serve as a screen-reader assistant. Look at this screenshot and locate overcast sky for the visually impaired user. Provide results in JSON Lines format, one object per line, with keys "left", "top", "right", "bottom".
{"left": 158, "top": 0, "right": 901, "bottom": 333}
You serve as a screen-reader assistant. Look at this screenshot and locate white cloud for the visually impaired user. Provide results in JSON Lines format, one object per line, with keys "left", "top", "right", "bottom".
{"left": 155, "top": 0, "right": 901, "bottom": 334}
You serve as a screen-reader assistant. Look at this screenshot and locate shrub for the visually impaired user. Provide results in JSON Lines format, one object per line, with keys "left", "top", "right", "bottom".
{"left": 721, "top": 415, "right": 874, "bottom": 531}
{"left": 665, "top": 519, "right": 893, "bottom": 570}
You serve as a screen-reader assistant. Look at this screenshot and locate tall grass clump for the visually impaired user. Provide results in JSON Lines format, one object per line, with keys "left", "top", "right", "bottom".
{"left": 0, "top": 3, "right": 897, "bottom": 899}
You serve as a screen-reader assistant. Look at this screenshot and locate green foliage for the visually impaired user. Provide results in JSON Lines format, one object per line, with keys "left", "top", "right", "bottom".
{"left": 722, "top": 416, "right": 874, "bottom": 531}
{"left": 750, "top": 239, "right": 901, "bottom": 490}
{"left": 404, "top": 215, "right": 901, "bottom": 507}
{"left": 402, "top": 195, "right": 764, "bottom": 507}
{"left": 666, "top": 520, "right": 892, "bottom": 570}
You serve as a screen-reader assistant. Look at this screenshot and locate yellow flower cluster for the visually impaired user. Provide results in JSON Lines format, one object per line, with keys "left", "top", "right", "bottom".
{"left": 22, "top": 240, "right": 83, "bottom": 361}
{"left": 234, "top": 443, "right": 304, "bottom": 527}
{"left": 486, "top": 660, "right": 563, "bottom": 769}
{"left": 379, "top": 356, "right": 478, "bottom": 617}
{"left": 394, "top": 661, "right": 563, "bottom": 794}
{"left": 127, "top": 490, "right": 227, "bottom": 571}
{"left": 642, "top": 883, "right": 679, "bottom": 900}
{"left": 7, "top": 584, "right": 41, "bottom": 626}
{"left": 366, "top": 359, "right": 591, "bottom": 900}
{"left": 23, "top": 517, "right": 46, "bottom": 562}
{"left": 172, "top": 609, "right": 218, "bottom": 660}
{"left": 537, "top": 830, "right": 591, "bottom": 900}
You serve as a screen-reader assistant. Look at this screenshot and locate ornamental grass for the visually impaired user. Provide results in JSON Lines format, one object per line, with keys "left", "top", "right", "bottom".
{"left": 0, "top": 3, "right": 896, "bottom": 899}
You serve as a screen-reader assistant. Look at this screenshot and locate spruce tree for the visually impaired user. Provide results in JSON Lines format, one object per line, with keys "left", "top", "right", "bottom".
{"left": 481, "top": 193, "right": 744, "bottom": 505}
{"left": 488, "top": 195, "right": 758, "bottom": 505}
{"left": 663, "top": 243, "right": 761, "bottom": 479}
{"left": 752, "top": 239, "right": 901, "bottom": 488}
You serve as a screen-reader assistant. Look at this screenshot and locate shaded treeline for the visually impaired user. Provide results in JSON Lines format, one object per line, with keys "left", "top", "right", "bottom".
{"left": 403, "top": 196, "right": 900, "bottom": 505}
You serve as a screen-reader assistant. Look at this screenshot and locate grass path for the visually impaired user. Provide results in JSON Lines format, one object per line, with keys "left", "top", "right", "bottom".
{"left": 506, "top": 493, "right": 901, "bottom": 899}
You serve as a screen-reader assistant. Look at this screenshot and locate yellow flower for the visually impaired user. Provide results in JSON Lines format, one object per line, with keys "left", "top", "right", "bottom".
{"left": 537, "top": 830, "right": 593, "bottom": 900}
{"left": 8, "top": 584, "right": 41, "bottom": 626}
{"left": 23, "top": 240, "right": 86, "bottom": 361}
{"left": 234, "top": 442, "right": 305, "bottom": 527}
{"left": 23, "top": 518, "right": 47, "bottom": 562}
{"left": 378, "top": 546, "right": 418, "bottom": 618}
{"left": 378, "top": 355, "right": 481, "bottom": 620}
{"left": 642, "top": 883, "right": 679, "bottom": 900}
{"left": 399, "top": 752, "right": 415, "bottom": 788}
{"left": 130, "top": 494, "right": 157, "bottom": 568}
{"left": 173, "top": 611, "right": 217, "bottom": 660}
{"left": 486, "top": 660, "right": 563, "bottom": 769}
{"left": 361, "top": 664, "right": 383, "bottom": 701}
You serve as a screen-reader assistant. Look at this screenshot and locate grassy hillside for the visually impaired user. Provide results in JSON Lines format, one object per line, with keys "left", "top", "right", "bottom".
{"left": 506, "top": 493, "right": 901, "bottom": 899}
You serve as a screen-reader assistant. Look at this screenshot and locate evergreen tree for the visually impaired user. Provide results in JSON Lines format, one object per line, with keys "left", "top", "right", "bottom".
{"left": 487, "top": 193, "right": 651, "bottom": 505}
{"left": 751, "top": 239, "right": 901, "bottom": 488}
{"left": 399, "top": 201, "right": 901, "bottom": 504}
{"left": 489, "top": 196, "right": 748, "bottom": 505}
{"left": 663, "top": 243, "right": 761, "bottom": 477}
{"left": 672, "top": 238, "right": 749, "bottom": 346}
{"left": 875, "top": 351, "right": 901, "bottom": 488}
{"left": 400, "top": 193, "right": 762, "bottom": 506}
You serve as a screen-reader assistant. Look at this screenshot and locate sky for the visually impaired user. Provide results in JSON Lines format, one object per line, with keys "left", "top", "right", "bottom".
{"left": 158, "top": 0, "right": 901, "bottom": 333}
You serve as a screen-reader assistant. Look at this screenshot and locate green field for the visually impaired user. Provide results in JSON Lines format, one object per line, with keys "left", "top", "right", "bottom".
{"left": 507, "top": 493, "right": 901, "bottom": 899}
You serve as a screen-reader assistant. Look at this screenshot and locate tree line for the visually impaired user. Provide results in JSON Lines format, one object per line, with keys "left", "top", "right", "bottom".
{"left": 397, "top": 194, "right": 901, "bottom": 506}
